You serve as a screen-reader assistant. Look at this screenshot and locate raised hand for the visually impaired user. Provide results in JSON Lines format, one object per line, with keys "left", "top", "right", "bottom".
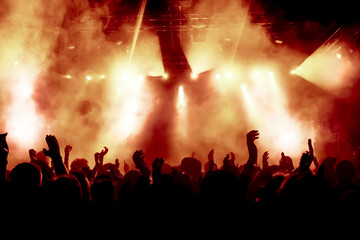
{"left": 262, "top": 151, "right": 269, "bottom": 168}
{"left": 246, "top": 130, "right": 259, "bottom": 165}
{"left": 152, "top": 157, "right": 164, "bottom": 169}
{"left": 299, "top": 151, "right": 313, "bottom": 171}
{"left": 132, "top": 150, "right": 146, "bottom": 167}
{"left": 43, "top": 135, "right": 67, "bottom": 175}
{"left": 43, "top": 135, "right": 61, "bottom": 158}
{"left": 132, "top": 150, "right": 150, "bottom": 178}
{"left": 29, "top": 149, "right": 37, "bottom": 162}
{"left": 99, "top": 146, "right": 108, "bottom": 165}
{"left": 308, "top": 139, "right": 314, "bottom": 161}
{"left": 65, "top": 145, "right": 72, "bottom": 154}
{"left": 247, "top": 130, "right": 259, "bottom": 143}
{"left": 101, "top": 146, "right": 108, "bottom": 156}
{"left": 64, "top": 145, "right": 72, "bottom": 170}
{"left": 300, "top": 139, "right": 315, "bottom": 171}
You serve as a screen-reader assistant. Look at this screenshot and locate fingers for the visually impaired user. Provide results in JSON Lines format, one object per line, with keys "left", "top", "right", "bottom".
{"left": 132, "top": 150, "right": 145, "bottom": 161}
{"left": 43, "top": 148, "right": 49, "bottom": 156}
{"left": 100, "top": 146, "right": 109, "bottom": 155}
{"left": 308, "top": 139, "right": 314, "bottom": 154}
{"left": 247, "top": 130, "right": 259, "bottom": 141}
{"left": 29, "top": 149, "right": 36, "bottom": 154}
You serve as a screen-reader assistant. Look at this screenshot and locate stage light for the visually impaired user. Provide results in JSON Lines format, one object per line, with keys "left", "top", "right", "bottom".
{"left": 336, "top": 53, "right": 342, "bottom": 59}
{"left": 215, "top": 74, "right": 221, "bottom": 79}
{"left": 176, "top": 85, "right": 187, "bottom": 137}
{"left": 100, "top": 74, "right": 106, "bottom": 79}
{"left": 138, "top": 75, "right": 144, "bottom": 80}
{"left": 14, "top": 81, "right": 33, "bottom": 99}
{"left": 64, "top": 75, "right": 71, "bottom": 79}
{"left": 290, "top": 70, "right": 296, "bottom": 74}
{"left": 86, "top": 75, "right": 92, "bottom": 81}
{"left": 226, "top": 72, "right": 232, "bottom": 78}
{"left": 268, "top": 72, "right": 274, "bottom": 78}
{"left": 14, "top": 61, "right": 19, "bottom": 66}
{"left": 190, "top": 72, "right": 198, "bottom": 80}
{"left": 178, "top": 85, "right": 185, "bottom": 106}
{"left": 163, "top": 73, "right": 169, "bottom": 80}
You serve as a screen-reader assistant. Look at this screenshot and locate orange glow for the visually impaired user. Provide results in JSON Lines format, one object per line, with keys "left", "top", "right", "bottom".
{"left": 163, "top": 73, "right": 169, "bottom": 80}
{"left": 177, "top": 86, "right": 186, "bottom": 107}
{"left": 190, "top": 72, "right": 198, "bottom": 80}
{"left": 5, "top": 64, "right": 44, "bottom": 148}
{"left": 176, "top": 85, "right": 188, "bottom": 137}
{"left": 293, "top": 32, "right": 355, "bottom": 97}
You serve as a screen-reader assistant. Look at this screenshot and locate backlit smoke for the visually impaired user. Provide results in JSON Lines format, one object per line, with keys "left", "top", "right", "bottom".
{"left": 0, "top": 0, "right": 356, "bottom": 169}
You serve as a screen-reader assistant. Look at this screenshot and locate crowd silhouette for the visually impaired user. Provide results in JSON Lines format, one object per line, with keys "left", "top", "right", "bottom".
{"left": 1, "top": 130, "right": 360, "bottom": 233}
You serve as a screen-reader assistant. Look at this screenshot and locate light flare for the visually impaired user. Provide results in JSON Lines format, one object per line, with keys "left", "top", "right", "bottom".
{"left": 176, "top": 85, "right": 188, "bottom": 137}
{"left": 5, "top": 64, "right": 44, "bottom": 148}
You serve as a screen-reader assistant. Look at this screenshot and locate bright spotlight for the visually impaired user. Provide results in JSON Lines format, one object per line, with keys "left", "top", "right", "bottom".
{"left": 138, "top": 75, "right": 144, "bottom": 80}
{"left": 64, "top": 75, "right": 72, "bottom": 79}
{"left": 190, "top": 72, "right": 198, "bottom": 80}
{"left": 215, "top": 74, "right": 221, "bottom": 79}
{"left": 336, "top": 53, "right": 342, "bottom": 59}
{"left": 176, "top": 85, "right": 187, "bottom": 136}
{"left": 178, "top": 85, "right": 185, "bottom": 105}
{"left": 226, "top": 72, "right": 232, "bottom": 78}
{"left": 100, "top": 74, "right": 106, "bottom": 79}
{"left": 163, "top": 73, "right": 169, "bottom": 80}
{"left": 86, "top": 75, "right": 92, "bottom": 81}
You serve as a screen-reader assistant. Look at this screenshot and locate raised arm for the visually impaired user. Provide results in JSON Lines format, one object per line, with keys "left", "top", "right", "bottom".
{"left": 132, "top": 150, "right": 151, "bottom": 179}
{"left": 64, "top": 145, "right": 72, "bottom": 171}
{"left": 246, "top": 130, "right": 259, "bottom": 166}
{"left": 43, "top": 135, "right": 68, "bottom": 175}
{"left": 262, "top": 151, "right": 269, "bottom": 169}
{"left": 294, "top": 139, "right": 315, "bottom": 173}
{"left": 241, "top": 130, "right": 259, "bottom": 177}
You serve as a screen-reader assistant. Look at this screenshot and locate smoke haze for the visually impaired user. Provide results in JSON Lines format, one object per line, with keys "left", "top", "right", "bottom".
{"left": 0, "top": 0, "right": 357, "bottom": 170}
